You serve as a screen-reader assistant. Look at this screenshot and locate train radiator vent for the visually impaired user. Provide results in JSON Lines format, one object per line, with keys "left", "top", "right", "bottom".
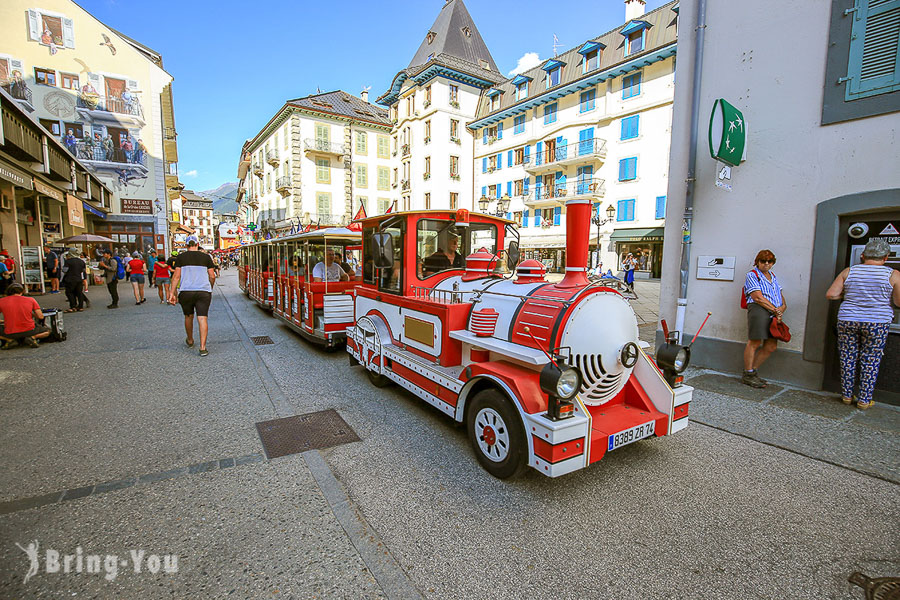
{"left": 574, "top": 353, "right": 622, "bottom": 405}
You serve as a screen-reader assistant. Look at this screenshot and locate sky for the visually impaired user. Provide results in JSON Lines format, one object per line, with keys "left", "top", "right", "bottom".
{"left": 76, "top": 0, "right": 670, "bottom": 194}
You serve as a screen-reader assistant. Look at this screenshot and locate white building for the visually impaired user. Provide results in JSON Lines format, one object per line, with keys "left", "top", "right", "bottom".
{"left": 376, "top": 0, "right": 505, "bottom": 212}
{"left": 237, "top": 90, "right": 396, "bottom": 237}
{"left": 470, "top": 0, "right": 677, "bottom": 276}
{"left": 180, "top": 189, "right": 213, "bottom": 249}
{"left": 661, "top": 0, "right": 899, "bottom": 401}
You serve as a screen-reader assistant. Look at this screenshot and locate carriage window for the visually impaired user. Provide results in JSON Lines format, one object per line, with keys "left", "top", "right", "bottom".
{"left": 468, "top": 223, "right": 498, "bottom": 255}
{"left": 363, "top": 221, "right": 404, "bottom": 293}
{"left": 418, "top": 219, "right": 497, "bottom": 279}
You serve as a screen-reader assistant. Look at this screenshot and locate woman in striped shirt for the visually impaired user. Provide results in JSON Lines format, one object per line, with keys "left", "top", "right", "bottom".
{"left": 742, "top": 249, "right": 786, "bottom": 388}
{"left": 826, "top": 238, "right": 900, "bottom": 409}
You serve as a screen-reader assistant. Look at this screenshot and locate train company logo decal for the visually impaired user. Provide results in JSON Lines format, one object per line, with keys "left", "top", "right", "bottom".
{"left": 15, "top": 540, "right": 178, "bottom": 583}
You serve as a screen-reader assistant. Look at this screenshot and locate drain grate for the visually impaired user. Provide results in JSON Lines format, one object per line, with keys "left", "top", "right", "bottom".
{"left": 849, "top": 573, "right": 900, "bottom": 600}
{"left": 256, "top": 409, "right": 361, "bottom": 459}
{"left": 250, "top": 336, "right": 274, "bottom": 345}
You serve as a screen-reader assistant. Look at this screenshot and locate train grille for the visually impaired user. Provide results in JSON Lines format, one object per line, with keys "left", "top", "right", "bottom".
{"left": 574, "top": 353, "right": 622, "bottom": 405}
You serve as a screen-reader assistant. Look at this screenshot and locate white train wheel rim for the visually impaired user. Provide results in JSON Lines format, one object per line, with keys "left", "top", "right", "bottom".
{"left": 475, "top": 408, "right": 509, "bottom": 462}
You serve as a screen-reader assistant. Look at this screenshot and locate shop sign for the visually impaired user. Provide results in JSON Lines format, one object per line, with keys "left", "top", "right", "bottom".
{"left": 122, "top": 198, "right": 153, "bottom": 214}
{"left": 43, "top": 222, "right": 61, "bottom": 234}
{"left": 34, "top": 178, "right": 64, "bottom": 202}
{"left": 67, "top": 193, "right": 84, "bottom": 228}
{"left": 696, "top": 255, "right": 736, "bottom": 281}
{"left": 0, "top": 159, "right": 33, "bottom": 190}
{"left": 708, "top": 98, "right": 747, "bottom": 167}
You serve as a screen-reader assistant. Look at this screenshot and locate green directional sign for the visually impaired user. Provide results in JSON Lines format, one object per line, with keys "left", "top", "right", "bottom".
{"left": 708, "top": 98, "right": 746, "bottom": 167}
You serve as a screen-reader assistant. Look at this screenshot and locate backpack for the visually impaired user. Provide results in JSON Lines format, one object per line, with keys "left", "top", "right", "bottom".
{"left": 740, "top": 270, "right": 761, "bottom": 309}
{"left": 113, "top": 255, "right": 125, "bottom": 280}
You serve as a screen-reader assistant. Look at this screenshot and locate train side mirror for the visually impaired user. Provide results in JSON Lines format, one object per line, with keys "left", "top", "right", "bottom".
{"left": 372, "top": 232, "right": 394, "bottom": 268}
{"left": 506, "top": 240, "right": 520, "bottom": 270}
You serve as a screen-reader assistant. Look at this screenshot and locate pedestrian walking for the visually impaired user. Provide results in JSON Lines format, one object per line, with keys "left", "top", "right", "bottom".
{"left": 147, "top": 249, "right": 157, "bottom": 287}
{"left": 44, "top": 244, "right": 60, "bottom": 293}
{"left": 623, "top": 253, "right": 636, "bottom": 290}
{"left": 126, "top": 251, "right": 146, "bottom": 304}
{"left": 98, "top": 249, "right": 119, "bottom": 309}
{"left": 741, "top": 249, "right": 786, "bottom": 388}
{"left": 154, "top": 256, "right": 173, "bottom": 303}
{"left": 61, "top": 249, "right": 87, "bottom": 312}
{"left": 79, "top": 252, "right": 91, "bottom": 307}
{"left": 168, "top": 236, "right": 216, "bottom": 356}
{"left": 826, "top": 239, "right": 900, "bottom": 409}
{"left": 0, "top": 284, "right": 50, "bottom": 349}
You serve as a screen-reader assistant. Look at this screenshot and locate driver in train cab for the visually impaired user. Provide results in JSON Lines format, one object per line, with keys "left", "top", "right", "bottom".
{"left": 423, "top": 234, "right": 465, "bottom": 276}
{"left": 313, "top": 249, "right": 350, "bottom": 282}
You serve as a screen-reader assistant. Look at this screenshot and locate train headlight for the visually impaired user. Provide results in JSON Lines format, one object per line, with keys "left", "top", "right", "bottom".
{"left": 656, "top": 341, "right": 691, "bottom": 387}
{"left": 540, "top": 362, "right": 582, "bottom": 421}
{"left": 556, "top": 368, "right": 582, "bottom": 399}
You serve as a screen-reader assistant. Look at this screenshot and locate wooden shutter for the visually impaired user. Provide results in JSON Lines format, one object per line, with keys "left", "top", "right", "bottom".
{"left": 482, "top": 157, "right": 487, "bottom": 173}
{"left": 553, "top": 206, "right": 561, "bottom": 226}
{"left": 483, "top": 129, "right": 488, "bottom": 144}
{"left": 497, "top": 152, "right": 502, "bottom": 169}
{"left": 27, "top": 10, "right": 40, "bottom": 41}
{"left": 535, "top": 141, "right": 543, "bottom": 166}
{"left": 523, "top": 209, "right": 529, "bottom": 227}
{"left": 63, "top": 17, "right": 75, "bottom": 48}
{"left": 497, "top": 121, "right": 503, "bottom": 139}
{"left": 847, "top": 0, "right": 900, "bottom": 99}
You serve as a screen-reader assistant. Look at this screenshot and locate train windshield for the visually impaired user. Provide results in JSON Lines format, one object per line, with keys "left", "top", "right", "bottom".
{"left": 417, "top": 219, "right": 497, "bottom": 279}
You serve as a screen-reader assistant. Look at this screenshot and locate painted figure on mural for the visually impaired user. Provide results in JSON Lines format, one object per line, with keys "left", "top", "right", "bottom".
{"left": 103, "top": 134, "right": 114, "bottom": 161}
{"left": 134, "top": 139, "right": 146, "bottom": 164}
{"left": 63, "top": 130, "right": 77, "bottom": 156}
{"left": 122, "top": 137, "right": 134, "bottom": 163}
{"left": 11, "top": 71, "right": 27, "bottom": 99}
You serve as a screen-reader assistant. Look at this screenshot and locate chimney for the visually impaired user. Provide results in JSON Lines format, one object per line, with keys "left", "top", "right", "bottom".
{"left": 361, "top": 89, "right": 369, "bottom": 103}
{"left": 624, "top": 0, "right": 646, "bottom": 22}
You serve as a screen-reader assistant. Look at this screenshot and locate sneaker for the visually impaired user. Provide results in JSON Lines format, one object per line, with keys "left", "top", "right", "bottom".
{"left": 108, "top": 304, "right": 119, "bottom": 309}
{"left": 23, "top": 337, "right": 39, "bottom": 348}
{"left": 199, "top": 349, "right": 209, "bottom": 357}
{"left": 857, "top": 399, "right": 874, "bottom": 410}
{"left": 741, "top": 370, "right": 767, "bottom": 389}
{"left": 186, "top": 338, "right": 194, "bottom": 348}
{"left": 2, "top": 340, "right": 17, "bottom": 350}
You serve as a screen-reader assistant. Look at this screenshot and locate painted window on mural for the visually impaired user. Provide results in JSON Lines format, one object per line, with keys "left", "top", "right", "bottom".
{"left": 26, "top": 10, "right": 75, "bottom": 50}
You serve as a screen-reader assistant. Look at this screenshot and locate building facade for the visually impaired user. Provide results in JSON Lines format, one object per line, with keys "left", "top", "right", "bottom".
{"left": 661, "top": 0, "right": 900, "bottom": 401}
{"left": 0, "top": 0, "right": 182, "bottom": 254}
{"left": 377, "top": 0, "right": 505, "bottom": 213}
{"left": 237, "top": 91, "right": 396, "bottom": 237}
{"left": 180, "top": 190, "right": 213, "bottom": 249}
{"left": 469, "top": 0, "right": 677, "bottom": 275}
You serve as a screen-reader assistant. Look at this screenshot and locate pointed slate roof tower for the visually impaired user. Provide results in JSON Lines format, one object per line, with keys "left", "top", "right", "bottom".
{"left": 407, "top": 0, "right": 498, "bottom": 72}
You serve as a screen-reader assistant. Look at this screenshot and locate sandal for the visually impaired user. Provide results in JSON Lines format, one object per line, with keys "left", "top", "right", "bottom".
{"left": 64, "top": 308, "right": 78, "bottom": 313}
{"left": 185, "top": 338, "right": 194, "bottom": 348}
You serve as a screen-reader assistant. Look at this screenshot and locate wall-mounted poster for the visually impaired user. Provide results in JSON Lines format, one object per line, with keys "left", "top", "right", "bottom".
{"left": 22, "top": 246, "right": 45, "bottom": 292}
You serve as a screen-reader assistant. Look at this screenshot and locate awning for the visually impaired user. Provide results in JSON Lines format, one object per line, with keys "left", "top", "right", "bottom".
{"left": 520, "top": 235, "right": 567, "bottom": 249}
{"left": 609, "top": 227, "right": 665, "bottom": 243}
{"left": 82, "top": 201, "right": 106, "bottom": 219}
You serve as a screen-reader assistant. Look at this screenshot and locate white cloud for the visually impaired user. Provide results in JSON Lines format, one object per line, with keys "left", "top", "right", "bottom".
{"left": 508, "top": 52, "right": 542, "bottom": 77}
{"left": 183, "top": 170, "right": 198, "bottom": 178}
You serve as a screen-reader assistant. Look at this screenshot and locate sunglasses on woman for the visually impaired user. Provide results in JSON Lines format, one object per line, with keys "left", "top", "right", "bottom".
{"left": 760, "top": 259, "right": 776, "bottom": 264}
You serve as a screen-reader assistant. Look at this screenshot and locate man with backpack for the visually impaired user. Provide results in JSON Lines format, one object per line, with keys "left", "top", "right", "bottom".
{"left": 99, "top": 249, "right": 119, "bottom": 309}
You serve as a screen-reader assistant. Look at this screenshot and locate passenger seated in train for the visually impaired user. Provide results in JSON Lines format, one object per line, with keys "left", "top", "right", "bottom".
{"left": 312, "top": 249, "right": 350, "bottom": 282}
{"left": 422, "top": 234, "right": 464, "bottom": 277}
{"left": 337, "top": 251, "right": 354, "bottom": 278}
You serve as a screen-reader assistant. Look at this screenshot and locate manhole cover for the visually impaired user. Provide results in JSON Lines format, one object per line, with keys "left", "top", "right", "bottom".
{"left": 251, "top": 336, "right": 274, "bottom": 345}
{"left": 256, "top": 409, "right": 361, "bottom": 459}
{"left": 849, "top": 573, "right": 900, "bottom": 600}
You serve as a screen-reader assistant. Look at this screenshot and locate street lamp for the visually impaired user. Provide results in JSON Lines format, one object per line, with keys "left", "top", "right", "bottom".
{"left": 591, "top": 204, "right": 616, "bottom": 267}
{"left": 478, "top": 194, "right": 511, "bottom": 217}
{"left": 478, "top": 195, "right": 490, "bottom": 213}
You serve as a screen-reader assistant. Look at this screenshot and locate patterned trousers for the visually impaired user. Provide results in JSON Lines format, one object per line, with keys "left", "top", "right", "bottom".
{"left": 836, "top": 320, "right": 890, "bottom": 404}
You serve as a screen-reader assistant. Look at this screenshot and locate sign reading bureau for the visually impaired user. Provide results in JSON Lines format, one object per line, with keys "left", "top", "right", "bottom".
{"left": 121, "top": 198, "right": 152, "bottom": 215}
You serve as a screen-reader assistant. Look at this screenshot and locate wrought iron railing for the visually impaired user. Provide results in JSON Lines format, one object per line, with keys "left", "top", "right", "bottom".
{"left": 266, "top": 149, "right": 280, "bottom": 165}
{"left": 75, "top": 141, "right": 149, "bottom": 168}
{"left": 2, "top": 82, "right": 33, "bottom": 105}
{"left": 524, "top": 179, "right": 606, "bottom": 203}
{"left": 77, "top": 93, "right": 144, "bottom": 119}
{"left": 304, "top": 138, "right": 346, "bottom": 154}
{"left": 275, "top": 176, "right": 291, "bottom": 191}
{"left": 524, "top": 138, "right": 607, "bottom": 168}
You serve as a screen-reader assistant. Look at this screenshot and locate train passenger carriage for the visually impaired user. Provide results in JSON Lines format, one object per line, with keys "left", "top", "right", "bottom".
{"left": 239, "top": 240, "right": 275, "bottom": 309}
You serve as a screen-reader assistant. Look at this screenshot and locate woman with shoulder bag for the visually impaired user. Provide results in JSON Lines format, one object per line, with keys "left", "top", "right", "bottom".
{"left": 742, "top": 249, "right": 787, "bottom": 388}
{"left": 826, "top": 238, "right": 900, "bottom": 409}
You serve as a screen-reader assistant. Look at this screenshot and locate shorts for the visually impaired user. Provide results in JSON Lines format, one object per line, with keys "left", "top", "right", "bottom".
{"left": 179, "top": 290, "right": 212, "bottom": 317}
{"left": 1, "top": 325, "right": 50, "bottom": 341}
{"left": 46, "top": 269, "right": 58, "bottom": 278}
{"left": 747, "top": 303, "right": 773, "bottom": 340}
{"left": 156, "top": 277, "right": 170, "bottom": 285}
{"left": 130, "top": 274, "right": 145, "bottom": 284}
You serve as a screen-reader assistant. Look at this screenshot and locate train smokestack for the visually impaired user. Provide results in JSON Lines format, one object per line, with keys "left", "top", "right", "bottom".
{"left": 557, "top": 198, "right": 590, "bottom": 288}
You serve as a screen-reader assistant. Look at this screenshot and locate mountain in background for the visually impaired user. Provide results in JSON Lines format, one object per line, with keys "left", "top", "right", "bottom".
{"left": 199, "top": 181, "right": 239, "bottom": 214}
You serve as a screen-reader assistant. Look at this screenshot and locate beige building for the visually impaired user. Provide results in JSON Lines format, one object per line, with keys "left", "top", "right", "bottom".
{"left": 237, "top": 90, "right": 395, "bottom": 237}
{"left": 0, "top": 0, "right": 182, "bottom": 254}
{"left": 180, "top": 190, "right": 214, "bottom": 249}
{"left": 662, "top": 0, "right": 899, "bottom": 402}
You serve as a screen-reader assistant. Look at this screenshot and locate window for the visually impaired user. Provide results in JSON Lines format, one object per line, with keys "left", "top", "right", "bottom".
{"left": 377, "top": 197, "right": 392, "bottom": 214}
{"left": 34, "top": 67, "right": 56, "bottom": 86}
{"left": 377, "top": 166, "right": 390, "bottom": 190}
{"left": 627, "top": 31, "right": 644, "bottom": 55}
{"left": 580, "top": 89, "right": 596, "bottom": 112}
{"left": 584, "top": 49, "right": 600, "bottom": 72}
{"left": 27, "top": 10, "right": 74, "bottom": 48}
{"left": 425, "top": 85, "right": 432, "bottom": 104}
{"left": 63, "top": 122, "right": 83, "bottom": 138}
{"left": 515, "top": 179, "right": 524, "bottom": 196}
{"left": 284, "top": 126, "right": 290, "bottom": 149}
{"left": 618, "top": 157, "right": 638, "bottom": 181}
{"left": 655, "top": 195, "right": 666, "bottom": 219}
{"left": 514, "top": 147, "right": 524, "bottom": 165}
{"left": 515, "top": 81, "right": 528, "bottom": 100}
{"left": 617, "top": 198, "right": 636, "bottom": 221}
{"left": 356, "top": 131, "right": 367, "bottom": 154}
{"left": 547, "top": 67, "right": 561, "bottom": 88}
{"left": 60, "top": 72, "right": 78, "bottom": 89}
{"left": 316, "top": 158, "right": 330, "bottom": 183}
{"left": 357, "top": 196, "right": 368, "bottom": 213}
{"left": 514, "top": 114, "right": 525, "bottom": 134}
{"left": 316, "top": 192, "right": 331, "bottom": 219}
{"left": 450, "top": 155, "right": 459, "bottom": 177}
{"left": 274, "top": 132, "right": 279, "bottom": 150}
{"left": 356, "top": 164, "right": 368, "bottom": 188}
{"left": 449, "top": 84, "right": 459, "bottom": 105}
{"left": 623, "top": 72, "right": 642, "bottom": 99}
{"left": 377, "top": 135, "right": 390, "bottom": 158}
{"left": 266, "top": 173, "right": 272, "bottom": 191}
{"left": 315, "top": 123, "right": 329, "bottom": 144}
{"left": 424, "top": 156, "right": 431, "bottom": 177}
{"left": 39, "top": 118, "right": 60, "bottom": 136}
{"left": 543, "top": 102, "right": 557, "bottom": 124}
{"left": 424, "top": 120, "right": 431, "bottom": 141}
{"left": 621, "top": 115, "right": 640, "bottom": 140}
{"left": 424, "top": 193, "right": 431, "bottom": 209}
{"left": 449, "top": 192, "right": 458, "bottom": 210}
{"left": 450, "top": 119, "right": 459, "bottom": 139}
{"left": 490, "top": 95, "right": 499, "bottom": 111}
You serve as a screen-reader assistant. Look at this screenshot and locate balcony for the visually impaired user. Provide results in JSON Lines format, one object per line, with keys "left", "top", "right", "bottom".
{"left": 522, "top": 179, "right": 606, "bottom": 209}
{"left": 252, "top": 161, "right": 264, "bottom": 178}
{"left": 163, "top": 127, "right": 177, "bottom": 141}
{"left": 266, "top": 149, "right": 280, "bottom": 167}
{"left": 2, "top": 82, "right": 34, "bottom": 112}
{"left": 76, "top": 141, "right": 149, "bottom": 174}
{"left": 304, "top": 138, "right": 346, "bottom": 156}
{"left": 76, "top": 93, "right": 145, "bottom": 127}
{"left": 401, "top": 143, "right": 410, "bottom": 157}
{"left": 47, "top": 144, "right": 71, "bottom": 182}
{"left": 524, "top": 138, "right": 607, "bottom": 175}
{"left": 1, "top": 105, "right": 42, "bottom": 162}
{"left": 275, "top": 175, "right": 291, "bottom": 197}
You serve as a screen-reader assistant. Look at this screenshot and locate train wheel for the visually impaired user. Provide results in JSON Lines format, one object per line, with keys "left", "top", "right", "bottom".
{"left": 467, "top": 390, "right": 526, "bottom": 479}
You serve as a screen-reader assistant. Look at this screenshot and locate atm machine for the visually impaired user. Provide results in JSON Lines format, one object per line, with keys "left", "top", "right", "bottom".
{"left": 825, "top": 216, "right": 900, "bottom": 405}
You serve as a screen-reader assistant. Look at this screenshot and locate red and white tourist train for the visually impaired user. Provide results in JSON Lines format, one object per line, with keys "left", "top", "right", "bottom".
{"left": 240, "top": 199, "right": 693, "bottom": 478}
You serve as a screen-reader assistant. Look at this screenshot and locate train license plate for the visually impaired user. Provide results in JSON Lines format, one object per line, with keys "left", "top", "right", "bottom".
{"left": 608, "top": 421, "right": 655, "bottom": 452}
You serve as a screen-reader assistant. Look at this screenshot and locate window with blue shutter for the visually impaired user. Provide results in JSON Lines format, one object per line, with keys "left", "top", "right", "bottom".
{"left": 507, "top": 181, "right": 512, "bottom": 197}
{"left": 534, "top": 211, "right": 541, "bottom": 226}
{"left": 618, "top": 157, "right": 637, "bottom": 181}
{"left": 496, "top": 153, "right": 502, "bottom": 169}
{"left": 482, "top": 157, "right": 487, "bottom": 173}
{"left": 508, "top": 150, "right": 513, "bottom": 166}
{"left": 556, "top": 136, "right": 567, "bottom": 160}
{"left": 579, "top": 89, "right": 596, "bottom": 112}
{"left": 593, "top": 202, "right": 601, "bottom": 220}
{"left": 498, "top": 121, "right": 504, "bottom": 139}
{"left": 579, "top": 128, "right": 594, "bottom": 155}
{"left": 655, "top": 195, "right": 666, "bottom": 219}
{"left": 617, "top": 199, "right": 635, "bottom": 221}
{"left": 543, "top": 103, "right": 557, "bottom": 124}
{"left": 524, "top": 176, "right": 530, "bottom": 194}
{"left": 555, "top": 171, "right": 566, "bottom": 197}
{"left": 577, "top": 166, "right": 593, "bottom": 194}
{"left": 845, "top": 0, "right": 900, "bottom": 100}
{"left": 495, "top": 184, "right": 501, "bottom": 198}
{"left": 507, "top": 212, "right": 513, "bottom": 220}
{"left": 524, "top": 144, "right": 531, "bottom": 165}
{"left": 523, "top": 209, "right": 529, "bottom": 227}
{"left": 482, "top": 186, "right": 487, "bottom": 198}
{"left": 623, "top": 72, "right": 642, "bottom": 99}
{"left": 548, "top": 67, "right": 561, "bottom": 88}
{"left": 535, "top": 176, "right": 543, "bottom": 200}
{"left": 514, "top": 114, "right": 525, "bottom": 134}
{"left": 535, "top": 141, "right": 543, "bottom": 166}
{"left": 483, "top": 129, "right": 488, "bottom": 144}
{"left": 621, "top": 115, "right": 639, "bottom": 140}
{"left": 553, "top": 206, "right": 561, "bottom": 226}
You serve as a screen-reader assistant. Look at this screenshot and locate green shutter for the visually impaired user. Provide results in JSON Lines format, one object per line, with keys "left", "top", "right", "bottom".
{"left": 846, "top": 0, "right": 900, "bottom": 99}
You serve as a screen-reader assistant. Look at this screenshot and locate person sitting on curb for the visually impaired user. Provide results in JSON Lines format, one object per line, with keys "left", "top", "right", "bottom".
{"left": 0, "top": 284, "right": 50, "bottom": 349}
